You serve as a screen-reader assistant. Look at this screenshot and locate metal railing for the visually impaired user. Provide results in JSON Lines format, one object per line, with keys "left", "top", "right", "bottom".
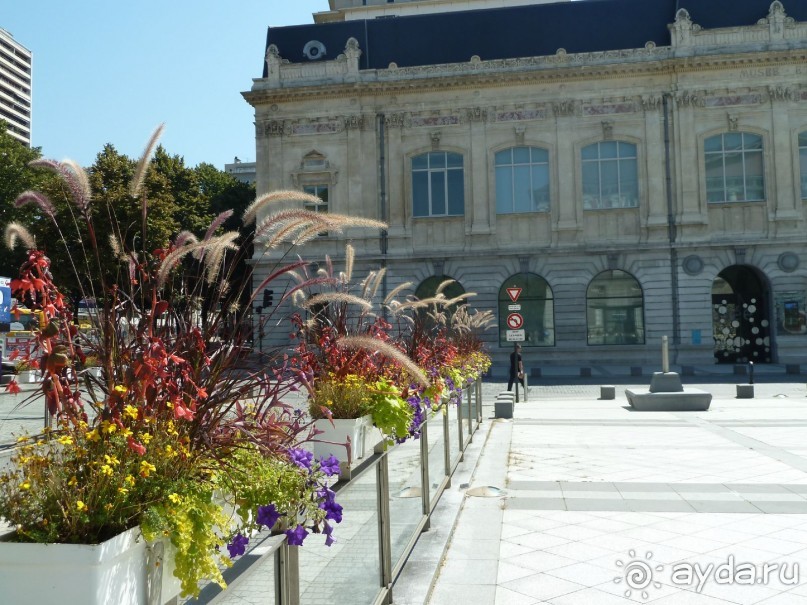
{"left": 191, "top": 378, "right": 484, "bottom": 605}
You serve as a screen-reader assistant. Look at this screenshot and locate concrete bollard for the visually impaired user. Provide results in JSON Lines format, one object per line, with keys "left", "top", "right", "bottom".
{"left": 736, "top": 384, "right": 754, "bottom": 399}
{"left": 600, "top": 385, "right": 616, "bottom": 400}
{"left": 494, "top": 398, "right": 514, "bottom": 419}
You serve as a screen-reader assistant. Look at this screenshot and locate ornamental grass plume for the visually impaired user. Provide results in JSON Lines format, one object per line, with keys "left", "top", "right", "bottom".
{"left": 0, "top": 126, "right": 388, "bottom": 597}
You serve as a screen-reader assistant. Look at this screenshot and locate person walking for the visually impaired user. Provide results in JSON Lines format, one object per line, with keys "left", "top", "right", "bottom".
{"left": 507, "top": 344, "right": 524, "bottom": 391}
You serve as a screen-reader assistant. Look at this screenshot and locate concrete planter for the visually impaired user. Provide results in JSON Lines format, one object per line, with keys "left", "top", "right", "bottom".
{"left": 0, "top": 526, "right": 180, "bottom": 605}
{"left": 311, "top": 415, "right": 378, "bottom": 464}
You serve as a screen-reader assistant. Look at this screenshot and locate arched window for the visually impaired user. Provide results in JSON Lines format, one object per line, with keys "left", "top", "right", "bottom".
{"left": 412, "top": 152, "right": 464, "bottom": 217}
{"left": 799, "top": 131, "right": 807, "bottom": 200}
{"left": 498, "top": 274, "right": 554, "bottom": 347}
{"left": 495, "top": 146, "right": 550, "bottom": 213}
{"left": 586, "top": 270, "right": 644, "bottom": 345}
{"left": 704, "top": 132, "right": 764, "bottom": 203}
{"left": 581, "top": 141, "right": 638, "bottom": 209}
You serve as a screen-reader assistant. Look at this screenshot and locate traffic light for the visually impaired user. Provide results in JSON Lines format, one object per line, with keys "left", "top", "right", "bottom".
{"left": 263, "top": 289, "right": 274, "bottom": 308}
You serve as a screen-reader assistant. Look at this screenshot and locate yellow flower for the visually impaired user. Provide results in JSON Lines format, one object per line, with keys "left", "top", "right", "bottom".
{"left": 164, "top": 445, "right": 175, "bottom": 458}
{"left": 168, "top": 493, "right": 182, "bottom": 504}
{"left": 101, "top": 420, "right": 117, "bottom": 435}
{"left": 85, "top": 429, "right": 100, "bottom": 442}
{"left": 114, "top": 385, "right": 128, "bottom": 394}
{"left": 125, "top": 475, "right": 136, "bottom": 486}
{"left": 140, "top": 433, "right": 152, "bottom": 444}
{"left": 118, "top": 487, "right": 128, "bottom": 495}
{"left": 104, "top": 454, "right": 120, "bottom": 466}
{"left": 100, "top": 465, "right": 113, "bottom": 476}
{"left": 67, "top": 476, "right": 77, "bottom": 486}
{"left": 16, "top": 436, "right": 29, "bottom": 443}
{"left": 124, "top": 405, "right": 139, "bottom": 420}
{"left": 20, "top": 481, "right": 30, "bottom": 490}
{"left": 105, "top": 503, "right": 113, "bottom": 511}
{"left": 139, "top": 461, "right": 156, "bottom": 477}
{"left": 76, "top": 500, "right": 86, "bottom": 511}
{"left": 56, "top": 434, "right": 73, "bottom": 446}
{"left": 121, "top": 427, "right": 133, "bottom": 438}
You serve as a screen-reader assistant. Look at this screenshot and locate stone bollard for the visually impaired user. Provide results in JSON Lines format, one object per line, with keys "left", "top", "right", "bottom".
{"left": 736, "top": 384, "right": 754, "bottom": 399}
{"left": 494, "top": 396, "right": 514, "bottom": 419}
{"left": 600, "top": 385, "right": 616, "bottom": 400}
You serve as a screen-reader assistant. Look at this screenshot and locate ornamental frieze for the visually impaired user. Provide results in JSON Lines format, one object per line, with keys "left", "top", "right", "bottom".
{"left": 343, "top": 115, "right": 367, "bottom": 130}
{"left": 495, "top": 108, "right": 546, "bottom": 122}
{"left": 291, "top": 121, "right": 342, "bottom": 136}
{"left": 582, "top": 102, "right": 635, "bottom": 116}
{"left": 704, "top": 93, "right": 764, "bottom": 107}
{"left": 410, "top": 115, "right": 460, "bottom": 128}
{"left": 552, "top": 100, "right": 578, "bottom": 117}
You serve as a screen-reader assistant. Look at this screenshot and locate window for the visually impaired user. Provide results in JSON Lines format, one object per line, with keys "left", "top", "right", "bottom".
{"left": 800, "top": 132, "right": 807, "bottom": 200}
{"left": 582, "top": 142, "right": 638, "bottom": 209}
{"left": 495, "top": 147, "right": 550, "bottom": 213}
{"left": 586, "top": 270, "right": 645, "bottom": 345}
{"left": 412, "top": 152, "right": 464, "bottom": 217}
{"left": 303, "top": 184, "right": 328, "bottom": 236}
{"left": 705, "top": 132, "right": 764, "bottom": 203}
{"left": 498, "top": 274, "right": 554, "bottom": 347}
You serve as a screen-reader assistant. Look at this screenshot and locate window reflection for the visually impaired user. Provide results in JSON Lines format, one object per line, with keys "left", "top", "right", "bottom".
{"left": 586, "top": 270, "right": 645, "bottom": 345}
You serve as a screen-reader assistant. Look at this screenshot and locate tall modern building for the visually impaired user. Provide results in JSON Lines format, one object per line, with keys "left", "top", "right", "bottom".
{"left": 245, "top": 0, "right": 807, "bottom": 370}
{"left": 0, "top": 28, "right": 31, "bottom": 147}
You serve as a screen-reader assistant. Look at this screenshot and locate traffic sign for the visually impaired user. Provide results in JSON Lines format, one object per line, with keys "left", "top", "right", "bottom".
{"left": 506, "top": 313, "right": 523, "bottom": 329}
{"left": 506, "top": 287, "right": 522, "bottom": 303}
{"left": 508, "top": 304, "right": 521, "bottom": 311}
{"left": 506, "top": 330, "right": 525, "bottom": 342}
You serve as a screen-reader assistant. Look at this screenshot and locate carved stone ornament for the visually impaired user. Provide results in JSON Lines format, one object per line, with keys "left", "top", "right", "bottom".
{"left": 727, "top": 113, "right": 739, "bottom": 131}
{"left": 602, "top": 120, "right": 614, "bottom": 139}
{"left": 465, "top": 107, "right": 488, "bottom": 123}
{"left": 768, "top": 85, "right": 795, "bottom": 102}
{"left": 778, "top": 252, "right": 800, "bottom": 272}
{"left": 384, "top": 113, "right": 408, "bottom": 129}
{"left": 552, "top": 100, "right": 577, "bottom": 117}
{"left": 758, "top": 1, "right": 794, "bottom": 38}
{"left": 343, "top": 114, "right": 366, "bottom": 130}
{"left": 430, "top": 131, "right": 442, "bottom": 150}
{"left": 514, "top": 125, "right": 526, "bottom": 145}
{"left": 675, "top": 90, "right": 705, "bottom": 107}
{"left": 640, "top": 95, "right": 663, "bottom": 111}
{"left": 669, "top": 8, "right": 701, "bottom": 47}
{"left": 261, "top": 120, "right": 290, "bottom": 137}
{"left": 682, "top": 255, "right": 704, "bottom": 276}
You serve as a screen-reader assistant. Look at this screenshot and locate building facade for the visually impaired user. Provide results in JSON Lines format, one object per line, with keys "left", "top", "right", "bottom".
{"left": 0, "top": 28, "right": 31, "bottom": 146}
{"left": 244, "top": 0, "right": 807, "bottom": 370}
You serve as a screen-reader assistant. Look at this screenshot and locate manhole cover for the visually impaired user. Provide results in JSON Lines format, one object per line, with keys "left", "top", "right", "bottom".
{"left": 466, "top": 486, "right": 505, "bottom": 497}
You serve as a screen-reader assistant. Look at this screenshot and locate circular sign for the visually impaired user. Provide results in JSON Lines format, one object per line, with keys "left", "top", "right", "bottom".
{"left": 507, "top": 313, "right": 523, "bottom": 329}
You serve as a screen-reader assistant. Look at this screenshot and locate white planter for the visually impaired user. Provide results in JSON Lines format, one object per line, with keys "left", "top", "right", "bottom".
{"left": 0, "top": 526, "right": 180, "bottom": 605}
{"left": 18, "top": 370, "right": 40, "bottom": 383}
{"left": 311, "top": 415, "right": 378, "bottom": 464}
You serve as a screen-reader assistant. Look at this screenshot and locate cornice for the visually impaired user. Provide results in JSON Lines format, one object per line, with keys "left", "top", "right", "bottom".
{"left": 244, "top": 48, "right": 807, "bottom": 108}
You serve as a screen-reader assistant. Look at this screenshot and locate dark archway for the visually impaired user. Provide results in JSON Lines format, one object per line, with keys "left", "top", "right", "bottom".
{"left": 712, "top": 265, "right": 772, "bottom": 363}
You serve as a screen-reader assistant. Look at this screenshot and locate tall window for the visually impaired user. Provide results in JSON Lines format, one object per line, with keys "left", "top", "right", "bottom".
{"left": 581, "top": 141, "right": 638, "bottom": 209}
{"left": 412, "top": 152, "right": 464, "bottom": 217}
{"left": 800, "top": 131, "right": 807, "bottom": 200}
{"left": 303, "top": 184, "right": 328, "bottom": 236}
{"left": 586, "top": 270, "right": 645, "bottom": 345}
{"left": 495, "top": 147, "right": 550, "bottom": 213}
{"left": 705, "top": 132, "right": 764, "bottom": 203}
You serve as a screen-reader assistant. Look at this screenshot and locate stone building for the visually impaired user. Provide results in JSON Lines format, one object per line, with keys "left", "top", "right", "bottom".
{"left": 243, "top": 0, "right": 807, "bottom": 371}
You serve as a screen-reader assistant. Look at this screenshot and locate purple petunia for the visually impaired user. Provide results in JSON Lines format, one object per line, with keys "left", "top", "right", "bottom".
{"left": 257, "top": 504, "right": 281, "bottom": 529}
{"left": 288, "top": 448, "right": 314, "bottom": 470}
{"left": 227, "top": 533, "right": 249, "bottom": 558}
{"left": 286, "top": 524, "right": 309, "bottom": 546}
{"left": 319, "top": 493, "right": 343, "bottom": 523}
{"left": 319, "top": 455, "right": 340, "bottom": 477}
{"left": 323, "top": 520, "right": 336, "bottom": 546}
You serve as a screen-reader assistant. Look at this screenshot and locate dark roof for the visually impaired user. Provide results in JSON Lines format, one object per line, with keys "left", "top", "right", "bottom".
{"left": 263, "top": 0, "right": 807, "bottom": 76}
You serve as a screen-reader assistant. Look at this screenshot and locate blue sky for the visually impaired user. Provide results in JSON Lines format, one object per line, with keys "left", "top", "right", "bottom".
{"left": 3, "top": 1, "right": 327, "bottom": 170}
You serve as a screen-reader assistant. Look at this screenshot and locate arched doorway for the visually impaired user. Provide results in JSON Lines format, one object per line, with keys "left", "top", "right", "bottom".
{"left": 712, "top": 266, "right": 772, "bottom": 363}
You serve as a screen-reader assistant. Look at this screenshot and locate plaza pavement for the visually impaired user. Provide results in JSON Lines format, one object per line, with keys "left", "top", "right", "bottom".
{"left": 4, "top": 370, "right": 807, "bottom": 605}
{"left": 423, "top": 379, "right": 807, "bottom": 605}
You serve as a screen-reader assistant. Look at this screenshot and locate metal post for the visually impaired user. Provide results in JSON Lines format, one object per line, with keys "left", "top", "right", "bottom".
{"left": 465, "top": 386, "right": 473, "bottom": 441}
{"left": 457, "top": 395, "right": 464, "bottom": 460}
{"left": 662, "top": 335, "right": 669, "bottom": 373}
{"left": 477, "top": 379, "right": 482, "bottom": 422}
{"left": 376, "top": 454, "right": 393, "bottom": 603}
{"left": 419, "top": 419, "right": 431, "bottom": 529}
{"left": 442, "top": 403, "right": 451, "bottom": 487}
{"left": 749, "top": 361, "right": 754, "bottom": 384}
{"left": 276, "top": 540, "right": 300, "bottom": 605}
